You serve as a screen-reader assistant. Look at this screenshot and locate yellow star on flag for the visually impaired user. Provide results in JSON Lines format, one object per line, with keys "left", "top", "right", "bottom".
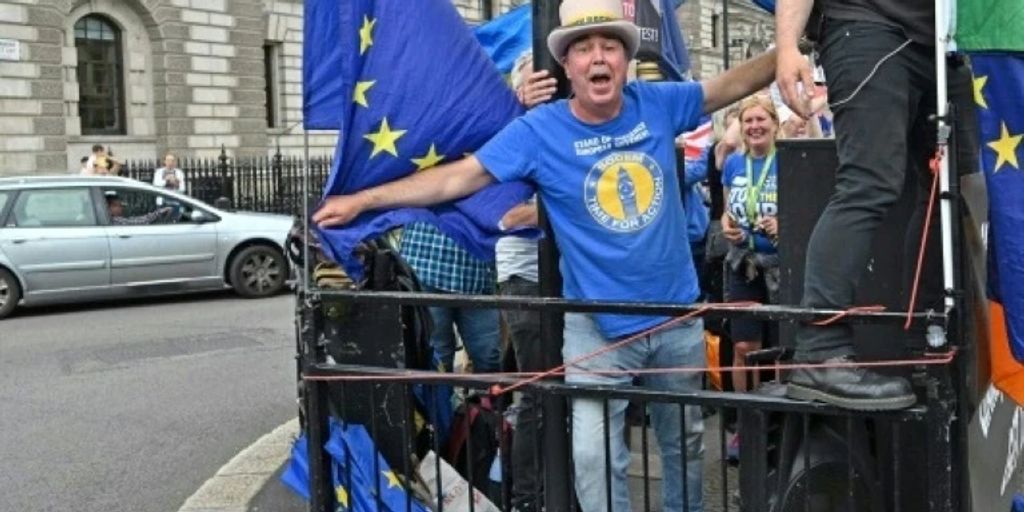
{"left": 382, "top": 470, "right": 402, "bottom": 489}
{"left": 411, "top": 144, "right": 445, "bottom": 170}
{"left": 364, "top": 117, "right": 406, "bottom": 158}
{"left": 353, "top": 80, "right": 375, "bottom": 108}
{"left": 335, "top": 485, "right": 350, "bottom": 507}
{"left": 973, "top": 75, "right": 988, "bottom": 109}
{"left": 359, "top": 16, "right": 376, "bottom": 55}
{"left": 987, "top": 121, "right": 1023, "bottom": 173}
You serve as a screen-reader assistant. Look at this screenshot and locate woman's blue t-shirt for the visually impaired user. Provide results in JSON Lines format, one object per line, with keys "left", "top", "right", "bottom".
{"left": 476, "top": 81, "right": 705, "bottom": 339}
{"left": 721, "top": 151, "right": 778, "bottom": 254}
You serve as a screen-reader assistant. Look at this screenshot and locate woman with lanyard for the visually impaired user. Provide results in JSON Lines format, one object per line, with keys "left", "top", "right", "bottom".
{"left": 721, "top": 94, "right": 782, "bottom": 392}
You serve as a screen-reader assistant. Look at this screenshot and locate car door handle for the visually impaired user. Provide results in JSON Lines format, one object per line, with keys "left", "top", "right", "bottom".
{"left": 117, "top": 234, "right": 132, "bottom": 239}
{"left": 11, "top": 238, "right": 27, "bottom": 244}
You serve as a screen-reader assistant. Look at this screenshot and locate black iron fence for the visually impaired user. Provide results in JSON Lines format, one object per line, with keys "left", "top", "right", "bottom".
{"left": 297, "top": 286, "right": 964, "bottom": 512}
{"left": 122, "top": 146, "right": 331, "bottom": 216}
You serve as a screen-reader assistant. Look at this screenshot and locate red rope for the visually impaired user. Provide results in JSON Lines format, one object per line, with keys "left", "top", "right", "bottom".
{"left": 302, "top": 349, "right": 957, "bottom": 383}
{"left": 904, "top": 148, "right": 944, "bottom": 330}
{"left": 488, "top": 302, "right": 758, "bottom": 397}
{"left": 812, "top": 305, "right": 886, "bottom": 326}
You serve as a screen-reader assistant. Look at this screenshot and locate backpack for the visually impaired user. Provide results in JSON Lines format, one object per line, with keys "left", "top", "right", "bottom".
{"left": 444, "top": 394, "right": 511, "bottom": 506}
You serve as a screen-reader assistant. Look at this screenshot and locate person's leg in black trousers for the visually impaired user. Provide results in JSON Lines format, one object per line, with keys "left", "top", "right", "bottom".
{"left": 787, "top": 19, "right": 943, "bottom": 410}
{"left": 499, "top": 276, "right": 544, "bottom": 510}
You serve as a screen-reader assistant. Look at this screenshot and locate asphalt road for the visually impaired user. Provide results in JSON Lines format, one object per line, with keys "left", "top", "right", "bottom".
{"left": 0, "top": 291, "right": 298, "bottom": 512}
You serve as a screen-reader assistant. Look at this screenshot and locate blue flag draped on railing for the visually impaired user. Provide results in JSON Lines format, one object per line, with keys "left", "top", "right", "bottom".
{"left": 282, "top": 420, "right": 431, "bottom": 511}
{"left": 303, "top": 0, "right": 535, "bottom": 279}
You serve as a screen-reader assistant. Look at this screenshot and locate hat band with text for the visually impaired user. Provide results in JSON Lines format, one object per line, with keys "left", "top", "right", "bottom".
{"left": 564, "top": 11, "right": 620, "bottom": 27}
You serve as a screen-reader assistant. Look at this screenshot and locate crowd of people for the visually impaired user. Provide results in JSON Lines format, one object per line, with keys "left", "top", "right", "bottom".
{"left": 310, "top": 0, "right": 965, "bottom": 508}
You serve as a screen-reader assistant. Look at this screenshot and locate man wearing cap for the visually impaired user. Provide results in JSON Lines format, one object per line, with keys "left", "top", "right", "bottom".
{"left": 314, "top": 0, "right": 775, "bottom": 509}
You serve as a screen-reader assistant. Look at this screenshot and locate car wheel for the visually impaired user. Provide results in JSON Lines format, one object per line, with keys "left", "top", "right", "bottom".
{"left": 229, "top": 245, "right": 287, "bottom": 298}
{"left": 0, "top": 268, "right": 21, "bottom": 319}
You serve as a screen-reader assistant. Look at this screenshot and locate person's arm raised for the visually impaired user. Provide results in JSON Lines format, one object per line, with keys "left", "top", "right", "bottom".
{"left": 775, "top": 0, "right": 817, "bottom": 118}
{"left": 312, "top": 155, "right": 494, "bottom": 228}
{"left": 701, "top": 48, "right": 777, "bottom": 114}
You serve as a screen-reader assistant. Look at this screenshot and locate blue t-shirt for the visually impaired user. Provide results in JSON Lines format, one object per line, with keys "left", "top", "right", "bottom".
{"left": 476, "top": 81, "right": 705, "bottom": 339}
{"left": 721, "top": 151, "right": 778, "bottom": 254}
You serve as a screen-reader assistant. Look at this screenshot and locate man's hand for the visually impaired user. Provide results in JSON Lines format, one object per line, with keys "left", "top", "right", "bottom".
{"left": 517, "top": 69, "right": 557, "bottom": 109}
{"left": 499, "top": 202, "right": 538, "bottom": 230}
{"left": 312, "top": 194, "right": 368, "bottom": 228}
{"left": 776, "top": 47, "right": 816, "bottom": 119}
{"left": 722, "top": 213, "right": 746, "bottom": 243}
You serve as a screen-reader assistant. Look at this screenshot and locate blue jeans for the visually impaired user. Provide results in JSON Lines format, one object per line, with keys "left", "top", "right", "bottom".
{"left": 425, "top": 285, "right": 501, "bottom": 372}
{"left": 564, "top": 313, "right": 705, "bottom": 512}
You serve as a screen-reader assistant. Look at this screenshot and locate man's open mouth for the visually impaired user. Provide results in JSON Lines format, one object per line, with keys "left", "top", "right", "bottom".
{"left": 589, "top": 71, "right": 612, "bottom": 85}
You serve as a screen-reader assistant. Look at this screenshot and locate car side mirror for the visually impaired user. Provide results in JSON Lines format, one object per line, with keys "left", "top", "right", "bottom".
{"left": 190, "top": 210, "right": 207, "bottom": 223}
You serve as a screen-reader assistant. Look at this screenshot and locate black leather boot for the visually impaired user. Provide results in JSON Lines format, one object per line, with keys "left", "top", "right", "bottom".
{"left": 786, "top": 356, "right": 916, "bottom": 410}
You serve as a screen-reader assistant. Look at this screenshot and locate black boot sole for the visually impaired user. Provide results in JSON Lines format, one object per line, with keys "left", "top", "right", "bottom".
{"left": 786, "top": 383, "right": 917, "bottom": 411}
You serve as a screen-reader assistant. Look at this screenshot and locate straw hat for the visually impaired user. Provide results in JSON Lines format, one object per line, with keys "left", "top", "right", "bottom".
{"left": 546, "top": 0, "right": 641, "bottom": 60}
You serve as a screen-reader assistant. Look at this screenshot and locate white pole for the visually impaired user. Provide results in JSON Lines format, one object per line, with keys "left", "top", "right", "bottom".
{"left": 935, "top": 0, "right": 956, "bottom": 316}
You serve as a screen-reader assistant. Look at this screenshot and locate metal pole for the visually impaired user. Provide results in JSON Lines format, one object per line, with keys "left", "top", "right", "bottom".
{"left": 934, "top": 0, "right": 954, "bottom": 316}
{"left": 929, "top": 1, "right": 965, "bottom": 508}
{"left": 303, "top": 130, "right": 311, "bottom": 293}
{"left": 302, "top": 298, "right": 334, "bottom": 512}
{"left": 722, "top": 0, "right": 730, "bottom": 69}
{"left": 533, "top": 2, "right": 571, "bottom": 511}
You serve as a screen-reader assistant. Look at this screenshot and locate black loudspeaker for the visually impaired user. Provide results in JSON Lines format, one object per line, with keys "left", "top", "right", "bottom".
{"left": 735, "top": 140, "right": 930, "bottom": 512}
{"left": 776, "top": 139, "right": 920, "bottom": 361}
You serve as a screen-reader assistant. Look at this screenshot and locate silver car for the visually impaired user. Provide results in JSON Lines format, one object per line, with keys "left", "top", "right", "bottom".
{"left": 0, "top": 175, "right": 294, "bottom": 319}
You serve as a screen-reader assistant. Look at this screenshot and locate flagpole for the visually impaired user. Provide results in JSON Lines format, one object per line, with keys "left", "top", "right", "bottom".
{"left": 935, "top": 0, "right": 955, "bottom": 321}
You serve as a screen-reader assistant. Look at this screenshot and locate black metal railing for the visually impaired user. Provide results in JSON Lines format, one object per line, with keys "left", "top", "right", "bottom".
{"left": 122, "top": 146, "right": 332, "bottom": 216}
{"left": 296, "top": 287, "right": 963, "bottom": 512}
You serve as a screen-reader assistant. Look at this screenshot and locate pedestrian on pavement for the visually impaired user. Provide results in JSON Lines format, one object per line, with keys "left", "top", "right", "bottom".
{"left": 153, "top": 153, "right": 187, "bottom": 194}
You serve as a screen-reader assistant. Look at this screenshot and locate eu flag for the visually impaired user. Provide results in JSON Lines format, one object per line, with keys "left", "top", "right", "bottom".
{"left": 304, "top": 0, "right": 535, "bottom": 279}
{"left": 325, "top": 420, "right": 431, "bottom": 512}
{"left": 958, "top": 0, "right": 1024, "bottom": 404}
{"left": 282, "top": 420, "right": 431, "bottom": 511}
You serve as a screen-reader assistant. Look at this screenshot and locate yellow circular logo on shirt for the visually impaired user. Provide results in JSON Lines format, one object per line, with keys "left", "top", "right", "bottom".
{"left": 584, "top": 152, "right": 664, "bottom": 232}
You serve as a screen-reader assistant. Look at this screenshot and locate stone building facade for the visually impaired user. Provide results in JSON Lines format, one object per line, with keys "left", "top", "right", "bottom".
{"left": 677, "top": 0, "right": 773, "bottom": 80}
{"left": 0, "top": 0, "right": 765, "bottom": 176}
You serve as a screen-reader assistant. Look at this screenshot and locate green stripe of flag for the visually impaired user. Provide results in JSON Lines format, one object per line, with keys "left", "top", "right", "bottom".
{"left": 957, "top": 0, "right": 1024, "bottom": 51}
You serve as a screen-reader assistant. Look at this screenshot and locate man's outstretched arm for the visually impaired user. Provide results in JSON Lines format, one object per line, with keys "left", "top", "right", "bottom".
{"left": 701, "top": 49, "right": 778, "bottom": 114}
{"left": 312, "top": 155, "right": 495, "bottom": 227}
{"left": 775, "top": 0, "right": 817, "bottom": 118}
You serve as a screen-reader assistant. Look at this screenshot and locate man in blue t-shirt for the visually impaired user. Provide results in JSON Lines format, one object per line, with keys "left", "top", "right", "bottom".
{"left": 313, "top": 0, "right": 776, "bottom": 509}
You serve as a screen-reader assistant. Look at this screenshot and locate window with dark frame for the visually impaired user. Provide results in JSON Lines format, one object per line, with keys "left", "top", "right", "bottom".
{"left": 74, "top": 15, "right": 126, "bottom": 136}
{"left": 711, "top": 13, "right": 719, "bottom": 48}
{"left": 263, "top": 43, "right": 280, "bottom": 128}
